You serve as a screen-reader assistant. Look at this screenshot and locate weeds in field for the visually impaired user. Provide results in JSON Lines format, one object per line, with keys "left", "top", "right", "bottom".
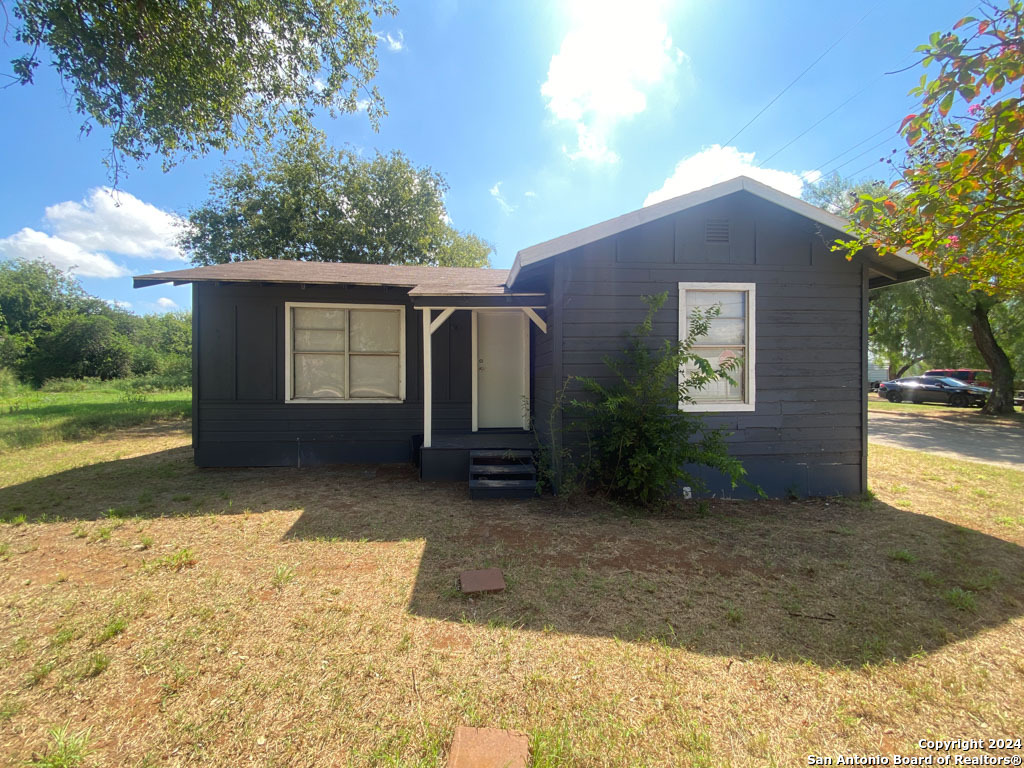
{"left": 26, "top": 661, "right": 55, "bottom": 686}
{"left": 94, "top": 618, "right": 128, "bottom": 646}
{"left": 50, "top": 628, "right": 74, "bottom": 648}
{"left": 78, "top": 652, "right": 110, "bottom": 678}
{"left": 25, "top": 722, "right": 92, "bottom": 768}
{"left": 943, "top": 587, "right": 977, "bottom": 612}
{"left": 888, "top": 548, "right": 917, "bottom": 563}
{"left": 0, "top": 695, "right": 23, "bottom": 721}
{"left": 144, "top": 547, "right": 196, "bottom": 573}
{"left": 272, "top": 564, "right": 296, "bottom": 589}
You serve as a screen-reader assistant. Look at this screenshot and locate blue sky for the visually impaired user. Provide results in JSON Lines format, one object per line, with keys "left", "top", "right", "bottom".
{"left": 0, "top": 0, "right": 973, "bottom": 313}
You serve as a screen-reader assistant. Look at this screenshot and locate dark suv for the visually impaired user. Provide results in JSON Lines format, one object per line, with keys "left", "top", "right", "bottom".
{"left": 923, "top": 368, "right": 991, "bottom": 387}
{"left": 878, "top": 376, "right": 990, "bottom": 407}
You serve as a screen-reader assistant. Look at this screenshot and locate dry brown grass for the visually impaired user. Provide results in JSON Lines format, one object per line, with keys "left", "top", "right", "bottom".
{"left": 1, "top": 424, "right": 1023, "bottom": 766}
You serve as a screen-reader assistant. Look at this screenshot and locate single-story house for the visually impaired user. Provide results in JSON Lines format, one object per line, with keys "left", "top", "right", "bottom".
{"left": 135, "top": 176, "right": 926, "bottom": 498}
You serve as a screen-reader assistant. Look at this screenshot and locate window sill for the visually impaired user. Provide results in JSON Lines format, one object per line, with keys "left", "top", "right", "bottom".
{"left": 679, "top": 402, "right": 755, "bottom": 413}
{"left": 286, "top": 398, "right": 405, "bottom": 405}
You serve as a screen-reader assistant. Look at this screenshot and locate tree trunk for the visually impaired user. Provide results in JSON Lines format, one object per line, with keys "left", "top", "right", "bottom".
{"left": 893, "top": 356, "right": 925, "bottom": 379}
{"left": 969, "top": 300, "right": 1016, "bottom": 415}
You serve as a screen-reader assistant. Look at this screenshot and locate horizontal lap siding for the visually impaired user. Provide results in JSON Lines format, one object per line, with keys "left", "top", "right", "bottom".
{"left": 554, "top": 191, "right": 867, "bottom": 498}
{"left": 194, "top": 282, "right": 473, "bottom": 467}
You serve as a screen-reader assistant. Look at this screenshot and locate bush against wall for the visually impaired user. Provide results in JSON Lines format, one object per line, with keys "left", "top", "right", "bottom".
{"left": 569, "top": 292, "right": 753, "bottom": 507}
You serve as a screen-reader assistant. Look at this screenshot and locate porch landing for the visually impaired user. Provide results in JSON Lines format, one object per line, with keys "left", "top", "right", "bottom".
{"left": 419, "top": 430, "right": 534, "bottom": 482}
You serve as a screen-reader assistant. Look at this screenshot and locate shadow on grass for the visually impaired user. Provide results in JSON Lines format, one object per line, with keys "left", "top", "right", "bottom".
{"left": 3, "top": 448, "right": 1024, "bottom": 667}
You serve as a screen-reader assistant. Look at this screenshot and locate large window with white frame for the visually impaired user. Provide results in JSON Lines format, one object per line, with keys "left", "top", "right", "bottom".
{"left": 285, "top": 302, "right": 405, "bottom": 403}
{"left": 678, "top": 282, "right": 755, "bottom": 412}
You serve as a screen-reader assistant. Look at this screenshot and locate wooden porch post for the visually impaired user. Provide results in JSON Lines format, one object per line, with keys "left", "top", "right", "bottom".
{"left": 421, "top": 308, "right": 432, "bottom": 448}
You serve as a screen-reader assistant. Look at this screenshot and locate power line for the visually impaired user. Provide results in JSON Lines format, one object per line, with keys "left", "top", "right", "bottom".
{"left": 761, "top": 1, "right": 981, "bottom": 168}
{"left": 757, "top": 80, "right": 881, "bottom": 167}
{"left": 816, "top": 119, "right": 902, "bottom": 176}
{"left": 823, "top": 133, "right": 901, "bottom": 177}
{"left": 722, "top": 0, "right": 884, "bottom": 147}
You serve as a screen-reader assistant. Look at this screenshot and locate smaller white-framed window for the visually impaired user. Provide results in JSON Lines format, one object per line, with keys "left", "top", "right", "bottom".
{"left": 285, "top": 302, "right": 406, "bottom": 403}
{"left": 678, "top": 282, "right": 755, "bottom": 412}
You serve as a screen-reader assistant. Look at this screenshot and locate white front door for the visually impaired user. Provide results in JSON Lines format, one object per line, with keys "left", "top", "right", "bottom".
{"left": 474, "top": 311, "right": 529, "bottom": 429}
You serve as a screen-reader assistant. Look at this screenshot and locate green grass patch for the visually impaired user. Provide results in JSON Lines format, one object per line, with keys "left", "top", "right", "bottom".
{"left": 943, "top": 587, "right": 977, "bottom": 612}
{"left": 25, "top": 722, "right": 92, "bottom": 768}
{"left": 94, "top": 617, "right": 128, "bottom": 645}
{"left": 0, "top": 384, "right": 190, "bottom": 453}
{"left": 272, "top": 564, "right": 297, "bottom": 589}
{"left": 78, "top": 652, "right": 111, "bottom": 678}
{"left": 144, "top": 548, "right": 197, "bottom": 573}
{"left": 888, "top": 548, "right": 917, "bottom": 564}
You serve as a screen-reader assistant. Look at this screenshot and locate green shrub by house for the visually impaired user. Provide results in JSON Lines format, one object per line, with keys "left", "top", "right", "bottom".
{"left": 571, "top": 292, "right": 751, "bottom": 507}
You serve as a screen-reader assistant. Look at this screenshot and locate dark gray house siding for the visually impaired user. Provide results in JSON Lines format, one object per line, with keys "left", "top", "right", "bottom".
{"left": 140, "top": 178, "right": 926, "bottom": 496}
{"left": 192, "top": 281, "right": 474, "bottom": 467}
{"left": 529, "top": 191, "right": 869, "bottom": 498}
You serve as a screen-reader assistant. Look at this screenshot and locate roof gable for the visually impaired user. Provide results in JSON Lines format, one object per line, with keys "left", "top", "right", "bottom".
{"left": 507, "top": 176, "right": 924, "bottom": 287}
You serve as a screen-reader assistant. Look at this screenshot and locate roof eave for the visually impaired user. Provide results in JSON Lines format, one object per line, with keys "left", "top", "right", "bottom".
{"left": 505, "top": 175, "right": 925, "bottom": 287}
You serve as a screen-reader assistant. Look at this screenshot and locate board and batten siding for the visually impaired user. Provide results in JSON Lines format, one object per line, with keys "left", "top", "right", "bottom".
{"left": 546, "top": 191, "right": 868, "bottom": 498}
{"left": 192, "top": 281, "right": 473, "bottom": 467}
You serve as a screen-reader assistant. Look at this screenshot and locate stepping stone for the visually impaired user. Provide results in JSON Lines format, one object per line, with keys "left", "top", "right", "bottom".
{"left": 447, "top": 726, "right": 529, "bottom": 768}
{"left": 458, "top": 568, "right": 506, "bottom": 594}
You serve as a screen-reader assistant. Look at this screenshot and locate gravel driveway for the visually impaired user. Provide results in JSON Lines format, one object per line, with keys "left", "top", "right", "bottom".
{"left": 868, "top": 410, "right": 1024, "bottom": 469}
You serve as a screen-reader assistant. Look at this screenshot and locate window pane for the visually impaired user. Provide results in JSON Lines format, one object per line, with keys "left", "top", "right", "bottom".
{"left": 703, "top": 317, "right": 745, "bottom": 345}
{"left": 293, "top": 354, "right": 345, "bottom": 398}
{"left": 294, "top": 329, "right": 345, "bottom": 353}
{"left": 350, "top": 355, "right": 399, "bottom": 398}
{"left": 350, "top": 310, "right": 400, "bottom": 352}
{"left": 293, "top": 307, "right": 346, "bottom": 330}
{"left": 690, "top": 347, "right": 744, "bottom": 402}
{"left": 687, "top": 290, "right": 745, "bottom": 319}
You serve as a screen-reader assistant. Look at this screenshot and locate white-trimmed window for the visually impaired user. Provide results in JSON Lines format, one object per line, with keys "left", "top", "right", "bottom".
{"left": 285, "top": 302, "right": 406, "bottom": 403}
{"left": 678, "top": 282, "right": 755, "bottom": 412}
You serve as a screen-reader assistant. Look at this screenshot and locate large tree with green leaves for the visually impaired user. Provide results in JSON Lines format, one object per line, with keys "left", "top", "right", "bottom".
{"left": 809, "top": 174, "right": 1019, "bottom": 412}
{"left": 180, "top": 129, "right": 492, "bottom": 267}
{"left": 6, "top": 0, "right": 393, "bottom": 181}
{"left": 841, "top": 1, "right": 1024, "bottom": 296}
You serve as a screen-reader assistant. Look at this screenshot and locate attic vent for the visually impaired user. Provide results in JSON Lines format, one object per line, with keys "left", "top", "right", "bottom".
{"left": 705, "top": 219, "right": 730, "bottom": 244}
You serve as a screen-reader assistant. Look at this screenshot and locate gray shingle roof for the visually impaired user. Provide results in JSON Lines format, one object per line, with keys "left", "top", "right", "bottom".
{"left": 134, "top": 260, "right": 512, "bottom": 296}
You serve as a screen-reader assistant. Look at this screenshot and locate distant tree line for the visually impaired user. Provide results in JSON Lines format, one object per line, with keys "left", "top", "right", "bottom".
{"left": 0, "top": 259, "right": 190, "bottom": 389}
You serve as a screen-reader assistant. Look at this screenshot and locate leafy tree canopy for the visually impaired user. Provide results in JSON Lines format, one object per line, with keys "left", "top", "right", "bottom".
{"left": 7, "top": 0, "right": 393, "bottom": 181}
{"left": 0, "top": 258, "right": 192, "bottom": 386}
{"left": 0, "top": 258, "right": 93, "bottom": 337}
{"left": 180, "top": 129, "right": 492, "bottom": 267}
{"left": 839, "top": 1, "right": 1024, "bottom": 296}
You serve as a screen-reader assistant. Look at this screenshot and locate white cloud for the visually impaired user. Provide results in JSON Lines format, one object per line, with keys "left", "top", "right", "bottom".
{"left": 541, "top": 0, "right": 686, "bottom": 163}
{"left": 106, "top": 299, "right": 133, "bottom": 310}
{"left": 489, "top": 182, "right": 515, "bottom": 214}
{"left": 155, "top": 297, "right": 179, "bottom": 310}
{"left": 524, "top": 190, "right": 537, "bottom": 198}
{"left": 44, "top": 187, "right": 185, "bottom": 261}
{"left": 644, "top": 145, "right": 822, "bottom": 206}
{"left": 380, "top": 31, "right": 404, "bottom": 52}
{"left": 0, "top": 228, "right": 128, "bottom": 278}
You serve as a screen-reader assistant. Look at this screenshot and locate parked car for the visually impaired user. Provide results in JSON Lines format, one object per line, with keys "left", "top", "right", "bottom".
{"left": 877, "top": 376, "right": 990, "bottom": 407}
{"left": 923, "top": 368, "right": 992, "bottom": 387}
